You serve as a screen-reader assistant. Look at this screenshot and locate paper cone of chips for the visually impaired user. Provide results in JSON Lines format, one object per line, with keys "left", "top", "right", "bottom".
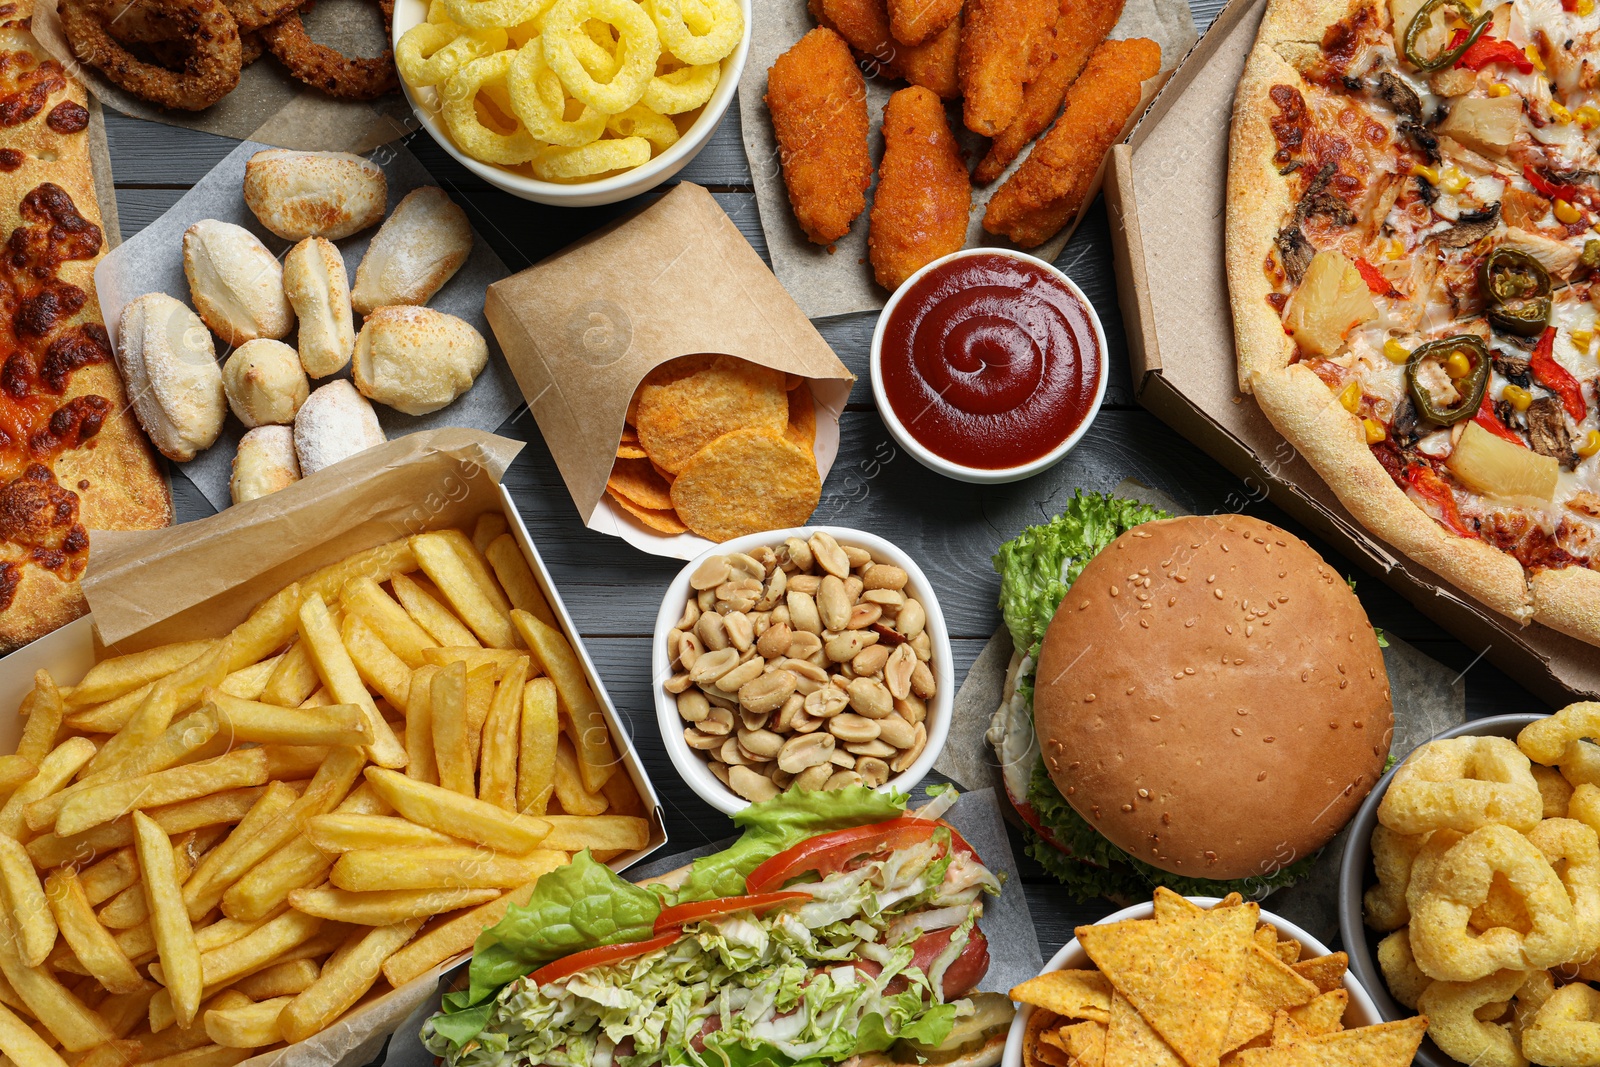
{"left": 484, "top": 183, "right": 854, "bottom": 559}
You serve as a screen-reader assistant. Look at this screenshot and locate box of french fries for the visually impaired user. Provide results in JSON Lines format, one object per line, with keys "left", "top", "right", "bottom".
{"left": 0, "top": 426, "right": 664, "bottom": 1067}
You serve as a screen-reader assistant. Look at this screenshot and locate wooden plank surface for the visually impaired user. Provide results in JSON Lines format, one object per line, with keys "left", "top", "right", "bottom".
{"left": 102, "top": 0, "right": 1541, "bottom": 1055}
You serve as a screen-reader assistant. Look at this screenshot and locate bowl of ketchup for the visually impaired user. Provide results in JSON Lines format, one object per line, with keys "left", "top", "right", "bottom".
{"left": 870, "top": 248, "right": 1107, "bottom": 484}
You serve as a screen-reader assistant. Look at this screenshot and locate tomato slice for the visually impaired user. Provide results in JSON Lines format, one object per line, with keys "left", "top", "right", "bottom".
{"left": 527, "top": 929, "right": 681, "bottom": 987}
{"left": 745, "top": 817, "right": 978, "bottom": 894}
{"left": 653, "top": 891, "right": 810, "bottom": 933}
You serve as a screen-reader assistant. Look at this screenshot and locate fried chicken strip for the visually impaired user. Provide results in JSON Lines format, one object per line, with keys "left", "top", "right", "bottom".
{"left": 812, "top": 0, "right": 962, "bottom": 98}
{"left": 958, "top": 0, "right": 1057, "bottom": 137}
{"left": 982, "top": 37, "right": 1161, "bottom": 247}
{"left": 869, "top": 86, "right": 972, "bottom": 290}
{"left": 887, "top": 0, "right": 963, "bottom": 46}
{"left": 973, "top": 0, "right": 1126, "bottom": 183}
{"left": 766, "top": 27, "right": 873, "bottom": 246}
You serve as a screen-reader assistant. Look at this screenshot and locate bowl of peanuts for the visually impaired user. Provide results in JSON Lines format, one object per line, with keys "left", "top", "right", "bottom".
{"left": 654, "top": 527, "right": 953, "bottom": 815}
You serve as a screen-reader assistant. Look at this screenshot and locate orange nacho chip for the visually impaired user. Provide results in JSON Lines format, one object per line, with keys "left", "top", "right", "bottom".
{"left": 636, "top": 355, "right": 789, "bottom": 474}
{"left": 607, "top": 489, "right": 687, "bottom": 535}
{"left": 1023, "top": 1009, "right": 1062, "bottom": 1067}
{"left": 1291, "top": 954, "right": 1347, "bottom": 995}
{"left": 618, "top": 444, "right": 649, "bottom": 459}
{"left": 608, "top": 457, "right": 674, "bottom": 511}
{"left": 787, "top": 386, "right": 817, "bottom": 450}
{"left": 1010, "top": 970, "right": 1112, "bottom": 1023}
{"left": 1228, "top": 1016, "right": 1426, "bottom": 1065}
{"left": 1105, "top": 991, "right": 1184, "bottom": 1067}
{"left": 669, "top": 428, "right": 822, "bottom": 543}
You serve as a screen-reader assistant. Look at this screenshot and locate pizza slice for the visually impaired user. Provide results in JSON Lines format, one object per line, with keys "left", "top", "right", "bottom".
{"left": 0, "top": 0, "right": 170, "bottom": 652}
{"left": 1227, "top": 0, "right": 1600, "bottom": 644}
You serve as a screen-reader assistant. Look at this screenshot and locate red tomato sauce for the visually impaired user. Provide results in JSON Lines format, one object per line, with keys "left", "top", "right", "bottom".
{"left": 877, "top": 253, "right": 1101, "bottom": 470}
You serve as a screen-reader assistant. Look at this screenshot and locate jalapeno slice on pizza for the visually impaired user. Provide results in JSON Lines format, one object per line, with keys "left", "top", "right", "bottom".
{"left": 1479, "top": 249, "right": 1552, "bottom": 337}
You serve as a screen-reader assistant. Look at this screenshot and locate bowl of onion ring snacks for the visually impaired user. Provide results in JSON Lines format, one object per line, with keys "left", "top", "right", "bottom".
{"left": 391, "top": 0, "right": 749, "bottom": 205}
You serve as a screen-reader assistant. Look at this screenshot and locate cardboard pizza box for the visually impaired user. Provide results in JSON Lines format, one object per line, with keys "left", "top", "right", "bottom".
{"left": 1105, "top": 0, "right": 1600, "bottom": 706}
{"left": 0, "top": 427, "right": 667, "bottom": 1067}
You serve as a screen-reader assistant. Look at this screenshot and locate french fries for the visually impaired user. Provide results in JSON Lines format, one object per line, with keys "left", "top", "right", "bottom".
{"left": 0, "top": 513, "right": 650, "bottom": 1060}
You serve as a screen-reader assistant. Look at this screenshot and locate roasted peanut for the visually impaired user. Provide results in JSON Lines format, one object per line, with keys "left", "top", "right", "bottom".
{"left": 778, "top": 731, "right": 835, "bottom": 773}
{"left": 829, "top": 713, "right": 880, "bottom": 744}
{"left": 757, "top": 621, "right": 792, "bottom": 660}
{"left": 852, "top": 644, "right": 890, "bottom": 677}
{"left": 847, "top": 678, "right": 893, "bottom": 719}
{"left": 740, "top": 670, "right": 797, "bottom": 715}
{"left": 884, "top": 645, "right": 916, "bottom": 701}
{"left": 809, "top": 532, "right": 849, "bottom": 578}
{"left": 857, "top": 756, "right": 890, "bottom": 787}
{"left": 795, "top": 764, "right": 832, "bottom": 791}
{"left": 910, "top": 660, "right": 936, "bottom": 699}
{"left": 730, "top": 765, "right": 779, "bottom": 802}
{"left": 818, "top": 576, "right": 852, "bottom": 631}
{"left": 678, "top": 691, "right": 711, "bottom": 723}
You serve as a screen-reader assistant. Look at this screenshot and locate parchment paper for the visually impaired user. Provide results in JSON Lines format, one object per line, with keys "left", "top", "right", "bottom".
{"left": 93, "top": 138, "right": 522, "bottom": 513}
{"left": 485, "top": 182, "right": 856, "bottom": 560}
{"left": 379, "top": 785, "right": 1045, "bottom": 1067}
{"left": 739, "top": 0, "right": 1199, "bottom": 320}
{"left": 933, "top": 479, "right": 1466, "bottom": 944}
{"left": 34, "top": 0, "right": 415, "bottom": 150}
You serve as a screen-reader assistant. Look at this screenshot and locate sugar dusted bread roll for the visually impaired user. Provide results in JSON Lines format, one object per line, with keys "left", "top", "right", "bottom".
{"left": 350, "top": 187, "right": 472, "bottom": 314}
{"left": 231, "top": 425, "right": 301, "bottom": 504}
{"left": 115, "top": 292, "right": 226, "bottom": 463}
{"left": 294, "top": 379, "right": 386, "bottom": 477}
{"left": 353, "top": 306, "right": 488, "bottom": 416}
{"left": 183, "top": 219, "right": 294, "bottom": 347}
{"left": 223, "top": 339, "right": 309, "bottom": 428}
{"left": 283, "top": 237, "right": 355, "bottom": 378}
{"left": 243, "top": 149, "right": 387, "bottom": 241}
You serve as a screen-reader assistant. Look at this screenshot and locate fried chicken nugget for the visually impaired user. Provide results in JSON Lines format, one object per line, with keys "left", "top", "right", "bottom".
{"left": 958, "top": 0, "right": 1058, "bottom": 137}
{"left": 982, "top": 37, "right": 1161, "bottom": 248}
{"left": 766, "top": 28, "right": 873, "bottom": 245}
{"left": 812, "top": 0, "right": 962, "bottom": 98}
{"left": 888, "top": 0, "right": 963, "bottom": 46}
{"left": 973, "top": 0, "right": 1126, "bottom": 183}
{"left": 869, "top": 86, "right": 972, "bottom": 290}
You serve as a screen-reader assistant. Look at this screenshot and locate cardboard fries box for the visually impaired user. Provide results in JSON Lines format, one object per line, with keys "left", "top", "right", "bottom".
{"left": 1106, "top": 0, "right": 1600, "bottom": 706}
{"left": 1, "top": 427, "right": 665, "bottom": 1066}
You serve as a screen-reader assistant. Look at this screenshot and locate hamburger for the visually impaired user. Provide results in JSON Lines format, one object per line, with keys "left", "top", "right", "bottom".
{"left": 424, "top": 786, "right": 1012, "bottom": 1067}
{"left": 987, "top": 492, "right": 1393, "bottom": 901}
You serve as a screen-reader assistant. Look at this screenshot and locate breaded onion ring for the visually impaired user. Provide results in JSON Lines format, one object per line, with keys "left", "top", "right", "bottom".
{"left": 59, "top": 0, "right": 242, "bottom": 110}
{"left": 259, "top": 0, "right": 397, "bottom": 100}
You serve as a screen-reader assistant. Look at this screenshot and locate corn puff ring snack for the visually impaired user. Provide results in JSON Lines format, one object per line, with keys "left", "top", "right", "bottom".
{"left": 443, "top": 52, "right": 541, "bottom": 164}
{"left": 1377, "top": 928, "right": 1433, "bottom": 1009}
{"left": 1409, "top": 825, "right": 1579, "bottom": 981}
{"left": 1522, "top": 703, "right": 1600, "bottom": 765}
{"left": 1472, "top": 874, "right": 1535, "bottom": 934}
{"left": 642, "top": 61, "right": 719, "bottom": 113}
{"left": 397, "top": 22, "right": 507, "bottom": 87}
{"left": 542, "top": 0, "right": 659, "bottom": 113}
{"left": 1379, "top": 736, "right": 1543, "bottom": 835}
{"left": 644, "top": 0, "right": 740, "bottom": 65}
{"left": 443, "top": 0, "right": 551, "bottom": 28}
{"left": 572, "top": 19, "right": 621, "bottom": 77}
{"left": 507, "top": 42, "right": 606, "bottom": 145}
{"left": 1565, "top": 741, "right": 1600, "bottom": 790}
{"left": 532, "top": 137, "right": 651, "bottom": 180}
{"left": 1530, "top": 817, "right": 1600, "bottom": 966}
{"left": 1366, "top": 825, "right": 1429, "bottom": 932}
{"left": 1419, "top": 969, "right": 1531, "bottom": 1067}
{"left": 1537, "top": 763, "right": 1577, "bottom": 818}
{"left": 605, "top": 103, "right": 679, "bottom": 149}
{"left": 1523, "top": 982, "right": 1600, "bottom": 1066}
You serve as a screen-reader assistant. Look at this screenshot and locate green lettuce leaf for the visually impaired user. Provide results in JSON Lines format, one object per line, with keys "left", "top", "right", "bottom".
{"left": 993, "top": 491, "right": 1170, "bottom": 663}
{"left": 671, "top": 784, "right": 907, "bottom": 903}
{"left": 457, "top": 851, "right": 660, "bottom": 1011}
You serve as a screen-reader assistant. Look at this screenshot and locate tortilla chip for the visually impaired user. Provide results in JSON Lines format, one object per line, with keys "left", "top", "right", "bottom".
{"left": 1221, "top": 947, "right": 1318, "bottom": 1052}
{"left": 786, "top": 386, "right": 816, "bottom": 449}
{"left": 1023, "top": 1009, "right": 1062, "bottom": 1067}
{"left": 618, "top": 443, "right": 648, "bottom": 459}
{"left": 1151, "top": 887, "right": 1199, "bottom": 923}
{"left": 1079, "top": 904, "right": 1257, "bottom": 1067}
{"left": 635, "top": 355, "right": 789, "bottom": 473}
{"left": 1227, "top": 1016, "right": 1427, "bottom": 1066}
{"left": 621, "top": 425, "right": 639, "bottom": 443}
{"left": 1010, "top": 971, "right": 1112, "bottom": 1023}
{"left": 1275, "top": 940, "right": 1302, "bottom": 965}
{"left": 607, "top": 489, "right": 687, "bottom": 535}
{"left": 1271, "top": 1012, "right": 1309, "bottom": 1047}
{"left": 651, "top": 460, "right": 676, "bottom": 484}
{"left": 1291, "top": 953, "right": 1348, "bottom": 995}
{"left": 1034, "top": 1042, "right": 1076, "bottom": 1067}
{"left": 1254, "top": 925, "right": 1277, "bottom": 953}
{"left": 608, "top": 457, "right": 674, "bottom": 511}
{"left": 785, "top": 372, "right": 803, "bottom": 390}
{"left": 1285, "top": 990, "right": 1346, "bottom": 1037}
{"left": 670, "top": 428, "right": 821, "bottom": 543}
{"left": 1046, "top": 1021, "right": 1107, "bottom": 1067}
{"left": 1105, "top": 992, "right": 1184, "bottom": 1067}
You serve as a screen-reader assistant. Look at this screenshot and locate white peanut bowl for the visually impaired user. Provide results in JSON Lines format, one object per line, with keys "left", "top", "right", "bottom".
{"left": 869, "top": 246, "right": 1109, "bottom": 485}
{"left": 653, "top": 526, "right": 954, "bottom": 816}
{"left": 1000, "top": 899, "right": 1383, "bottom": 1067}
{"left": 389, "top": 0, "right": 751, "bottom": 208}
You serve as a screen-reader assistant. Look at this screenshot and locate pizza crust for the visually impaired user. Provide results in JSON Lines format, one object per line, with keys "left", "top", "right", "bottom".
{"left": 1529, "top": 567, "right": 1600, "bottom": 647}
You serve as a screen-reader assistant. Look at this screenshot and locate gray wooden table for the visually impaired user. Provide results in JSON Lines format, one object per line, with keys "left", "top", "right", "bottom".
{"left": 102, "top": 0, "right": 1543, "bottom": 1051}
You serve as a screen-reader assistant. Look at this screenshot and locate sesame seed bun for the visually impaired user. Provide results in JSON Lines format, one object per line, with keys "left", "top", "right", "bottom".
{"left": 1032, "top": 514, "right": 1392, "bottom": 880}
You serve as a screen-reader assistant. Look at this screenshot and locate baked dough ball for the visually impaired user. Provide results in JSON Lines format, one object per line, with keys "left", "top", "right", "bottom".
{"left": 231, "top": 425, "right": 301, "bottom": 505}
{"left": 294, "top": 379, "right": 386, "bottom": 477}
{"left": 352, "top": 306, "right": 488, "bottom": 416}
{"left": 242, "top": 149, "right": 387, "bottom": 241}
{"left": 350, "top": 187, "right": 472, "bottom": 314}
{"left": 223, "top": 339, "right": 309, "bottom": 428}
{"left": 116, "top": 292, "right": 226, "bottom": 463}
{"left": 283, "top": 237, "right": 355, "bottom": 378}
{"left": 183, "top": 219, "right": 294, "bottom": 347}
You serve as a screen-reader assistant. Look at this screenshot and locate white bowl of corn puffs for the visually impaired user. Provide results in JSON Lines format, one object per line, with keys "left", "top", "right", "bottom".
{"left": 390, "top": 0, "right": 751, "bottom": 207}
